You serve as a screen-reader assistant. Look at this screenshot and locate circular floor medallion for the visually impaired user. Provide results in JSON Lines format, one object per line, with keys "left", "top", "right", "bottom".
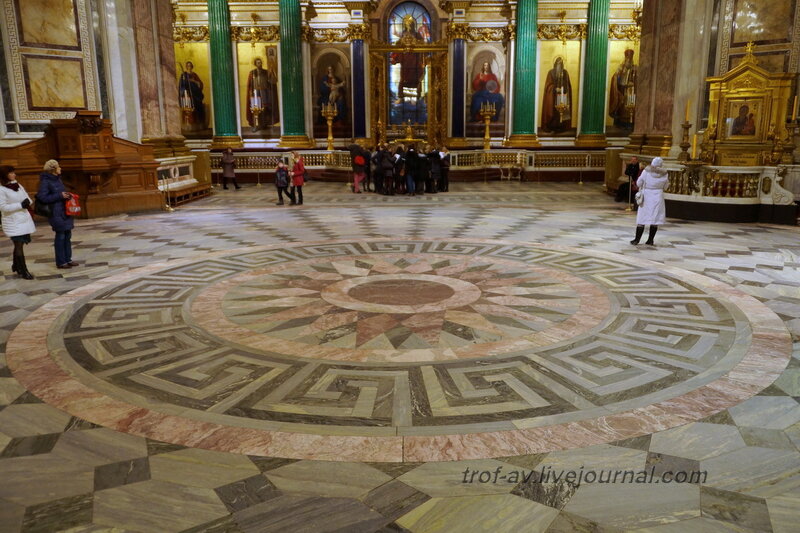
{"left": 6, "top": 239, "right": 792, "bottom": 461}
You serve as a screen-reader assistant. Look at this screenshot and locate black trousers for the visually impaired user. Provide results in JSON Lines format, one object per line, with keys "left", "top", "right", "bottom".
{"left": 277, "top": 186, "right": 294, "bottom": 203}
{"left": 293, "top": 185, "right": 303, "bottom": 204}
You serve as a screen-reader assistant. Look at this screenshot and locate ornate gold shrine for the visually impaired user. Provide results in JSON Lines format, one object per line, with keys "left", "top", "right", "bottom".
{"left": 703, "top": 44, "right": 796, "bottom": 166}
{"left": 369, "top": 35, "right": 448, "bottom": 148}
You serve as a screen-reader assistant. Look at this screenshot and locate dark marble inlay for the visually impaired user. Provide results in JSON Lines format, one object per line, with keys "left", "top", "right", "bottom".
{"left": 362, "top": 480, "right": 430, "bottom": 522}
{"left": 94, "top": 457, "right": 151, "bottom": 491}
{"left": 700, "top": 486, "right": 772, "bottom": 531}
{"left": 645, "top": 452, "right": 702, "bottom": 484}
{"left": 349, "top": 280, "right": 455, "bottom": 305}
{"left": 232, "top": 495, "right": 388, "bottom": 533}
{"left": 511, "top": 470, "right": 577, "bottom": 510}
{"left": 0, "top": 433, "right": 60, "bottom": 458}
{"left": 21, "top": 493, "right": 93, "bottom": 533}
{"left": 248, "top": 457, "right": 299, "bottom": 473}
{"left": 215, "top": 475, "right": 280, "bottom": 512}
{"left": 609, "top": 435, "right": 652, "bottom": 452}
{"left": 364, "top": 462, "right": 423, "bottom": 479}
{"left": 10, "top": 392, "right": 44, "bottom": 405}
{"left": 146, "top": 439, "right": 188, "bottom": 455}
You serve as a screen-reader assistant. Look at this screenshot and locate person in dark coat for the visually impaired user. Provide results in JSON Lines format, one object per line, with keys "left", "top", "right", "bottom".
{"left": 36, "top": 159, "right": 78, "bottom": 269}
{"left": 371, "top": 147, "right": 383, "bottom": 194}
{"left": 616, "top": 156, "right": 641, "bottom": 204}
{"left": 424, "top": 145, "right": 438, "bottom": 193}
{"left": 404, "top": 145, "right": 418, "bottom": 196}
{"left": 274, "top": 160, "right": 295, "bottom": 205}
{"left": 392, "top": 146, "right": 406, "bottom": 195}
{"left": 438, "top": 146, "right": 450, "bottom": 192}
{"left": 380, "top": 145, "right": 394, "bottom": 195}
{"left": 220, "top": 148, "right": 241, "bottom": 190}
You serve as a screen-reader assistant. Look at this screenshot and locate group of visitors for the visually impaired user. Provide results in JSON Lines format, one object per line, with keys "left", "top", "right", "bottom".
{"left": 348, "top": 144, "right": 451, "bottom": 196}
{"left": 0, "top": 159, "right": 78, "bottom": 280}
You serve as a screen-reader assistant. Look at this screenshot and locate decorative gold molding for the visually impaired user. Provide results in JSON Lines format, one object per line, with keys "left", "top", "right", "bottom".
{"left": 347, "top": 23, "right": 371, "bottom": 41}
{"left": 302, "top": 26, "right": 350, "bottom": 43}
{"left": 447, "top": 22, "right": 515, "bottom": 43}
{"left": 230, "top": 25, "right": 280, "bottom": 43}
{"left": 173, "top": 25, "right": 209, "bottom": 43}
{"left": 608, "top": 24, "right": 641, "bottom": 42}
{"left": 537, "top": 24, "right": 586, "bottom": 43}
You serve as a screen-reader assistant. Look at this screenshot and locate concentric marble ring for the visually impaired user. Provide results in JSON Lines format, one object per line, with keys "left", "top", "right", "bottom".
{"left": 6, "top": 239, "right": 792, "bottom": 462}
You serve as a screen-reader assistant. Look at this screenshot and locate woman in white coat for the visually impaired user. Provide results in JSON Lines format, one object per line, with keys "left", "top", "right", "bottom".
{"left": 0, "top": 166, "right": 36, "bottom": 279}
{"left": 630, "top": 156, "right": 669, "bottom": 246}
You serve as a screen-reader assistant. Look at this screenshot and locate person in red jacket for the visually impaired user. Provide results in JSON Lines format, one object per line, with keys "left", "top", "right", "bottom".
{"left": 291, "top": 151, "right": 306, "bottom": 205}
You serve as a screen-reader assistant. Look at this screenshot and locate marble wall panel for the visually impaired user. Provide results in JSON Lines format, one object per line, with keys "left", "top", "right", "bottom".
{"left": 729, "top": 51, "right": 790, "bottom": 73}
{"left": 22, "top": 55, "right": 86, "bottom": 109}
{"left": 731, "top": 0, "right": 794, "bottom": 45}
{"left": 15, "top": 0, "right": 79, "bottom": 50}
{"left": 652, "top": 0, "right": 682, "bottom": 134}
{"left": 131, "top": 0, "right": 160, "bottom": 137}
{"left": 0, "top": 0, "right": 100, "bottom": 123}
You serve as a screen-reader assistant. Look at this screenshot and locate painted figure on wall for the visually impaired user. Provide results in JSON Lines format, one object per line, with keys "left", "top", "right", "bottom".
{"left": 731, "top": 104, "right": 756, "bottom": 135}
{"left": 178, "top": 61, "right": 205, "bottom": 130}
{"left": 390, "top": 15, "right": 426, "bottom": 103}
{"left": 608, "top": 49, "right": 637, "bottom": 130}
{"left": 470, "top": 61, "right": 504, "bottom": 122}
{"left": 318, "top": 65, "right": 346, "bottom": 122}
{"left": 246, "top": 56, "right": 278, "bottom": 131}
{"left": 541, "top": 56, "right": 573, "bottom": 134}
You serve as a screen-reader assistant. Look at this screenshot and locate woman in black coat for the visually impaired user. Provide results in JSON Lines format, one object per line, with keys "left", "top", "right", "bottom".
{"left": 36, "top": 159, "right": 78, "bottom": 269}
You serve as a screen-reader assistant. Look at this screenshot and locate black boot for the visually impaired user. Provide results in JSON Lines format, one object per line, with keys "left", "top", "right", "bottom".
{"left": 630, "top": 225, "right": 645, "bottom": 245}
{"left": 11, "top": 256, "right": 19, "bottom": 274}
{"left": 645, "top": 226, "right": 658, "bottom": 246}
{"left": 18, "top": 257, "right": 33, "bottom": 280}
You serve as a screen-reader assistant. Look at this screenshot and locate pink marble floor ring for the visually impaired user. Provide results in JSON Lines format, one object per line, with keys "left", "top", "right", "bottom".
{"left": 6, "top": 239, "right": 792, "bottom": 462}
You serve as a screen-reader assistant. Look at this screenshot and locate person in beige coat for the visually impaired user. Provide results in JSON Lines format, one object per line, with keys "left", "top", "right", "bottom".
{"left": 0, "top": 165, "right": 36, "bottom": 279}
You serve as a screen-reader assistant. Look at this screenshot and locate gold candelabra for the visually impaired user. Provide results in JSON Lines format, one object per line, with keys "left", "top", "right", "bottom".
{"left": 321, "top": 102, "right": 337, "bottom": 151}
{"left": 250, "top": 97, "right": 264, "bottom": 131}
{"left": 678, "top": 120, "right": 692, "bottom": 162}
{"left": 479, "top": 101, "right": 496, "bottom": 150}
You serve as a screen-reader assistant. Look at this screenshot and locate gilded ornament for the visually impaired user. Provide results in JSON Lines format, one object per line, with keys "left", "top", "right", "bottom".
{"left": 608, "top": 24, "right": 641, "bottom": 42}
{"left": 173, "top": 25, "right": 209, "bottom": 43}
{"left": 537, "top": 24, "right": 586, "bottom": 43}
{"left": 347, "top": 23, "right": 372, "bottom": 41}
{"left": 230, "top": 25, "right": 280, "bottom": 43}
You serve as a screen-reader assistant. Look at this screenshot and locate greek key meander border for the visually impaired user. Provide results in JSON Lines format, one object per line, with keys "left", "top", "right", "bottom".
{"left": 6, "top": 239, "right": 792, "bottom": 461}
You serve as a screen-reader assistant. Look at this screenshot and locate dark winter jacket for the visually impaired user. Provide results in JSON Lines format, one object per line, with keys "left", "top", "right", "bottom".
{"left": 36, "top": 172, "right": 74, "bottom": 232}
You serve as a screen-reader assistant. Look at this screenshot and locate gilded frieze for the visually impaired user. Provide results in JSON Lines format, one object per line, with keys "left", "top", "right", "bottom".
{"left": 231, "top": 25, "right": 280, "bottom": 43}
{"left": 537, "top": 24, "right": 586, "bottom": 43}
{"left": 446, "top": 23, "right": 515, "bottom": 43}
{"left": 173, "top": 25, "right": 209, "bottom": 43}
{"left": 608, "top": 24, "right": 641, "bottom": 42}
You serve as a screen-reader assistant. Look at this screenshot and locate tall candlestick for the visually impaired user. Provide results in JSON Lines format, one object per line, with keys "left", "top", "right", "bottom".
{"left": 691, "top": 133, "right": 698, "bottom": 160}
{"left": 792, "top": 95, "right": 798, "bottom": 121}
{"left": 684, "top": 100, "right": 690, "bottom": 123}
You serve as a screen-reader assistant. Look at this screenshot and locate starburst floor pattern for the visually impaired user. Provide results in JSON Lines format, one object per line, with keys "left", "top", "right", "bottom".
{"left": 6, "top": 238, "right": 791, "bottom": 462}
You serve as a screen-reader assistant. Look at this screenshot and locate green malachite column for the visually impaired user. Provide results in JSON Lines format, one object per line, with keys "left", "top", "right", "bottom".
{"left": 576, "top": 0, "right": 611, "bottom": 146}
{"left": 508, "top": 0, "right": 540, "bottom": 147}
{"left": 279, "top": 0, "right": 311, "bottom": 146}
{"left": 207, "top": 0, "right": 241, "bottom": 147}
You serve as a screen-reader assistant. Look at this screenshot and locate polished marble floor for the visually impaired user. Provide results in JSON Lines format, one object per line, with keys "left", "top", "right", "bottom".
{"left": 1, "top": 182, "right": 799, "bottom": 532}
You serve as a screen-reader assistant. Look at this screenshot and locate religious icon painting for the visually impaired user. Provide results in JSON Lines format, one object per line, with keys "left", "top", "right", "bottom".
{"left": 537, "top": 41, "right": 581, "bottom": 137}
{"left": 725, "top": 99, "right": 761, "bottom": 140}
{"left": 465, "top": 43, "right": 507, "bottom": 138}
{"left": 311, "top": 45, "right": 352, "bottom": 140}
{"left": 606, "top": 42, "right": 639, "bottom": 137}
{"left": 237, "top": 43, "right": 280, "bottom": 139}
{"left": 174, "top": 42, "right": 213, "bottom": 139}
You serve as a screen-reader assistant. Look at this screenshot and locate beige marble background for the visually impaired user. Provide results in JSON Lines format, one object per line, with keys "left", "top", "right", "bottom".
{"left": 18, "top": 0, "right": 78, "bottom": 48}
{"left": 732, "top": 0, "right": 793, "bottom": 44}
{"left": 25, "top": 56, "right": 85, "bottom": 108}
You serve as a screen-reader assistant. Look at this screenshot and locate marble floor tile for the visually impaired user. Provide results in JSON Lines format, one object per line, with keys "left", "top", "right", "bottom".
{"left": 700, "top": 486, "right": 772, "bottom": 531}
{"left": 562, "top": 483, "right": 701, "bottom": 529}
{"left": 148, "top": 448, "right": 261, "bottom": 489}
{"left": 361, "top": 479, "right": 431, "bottom": 522}
{"left": 0, "top": 404, "right": 72, "bottom": 438}
{"left": 50, "top": 427, "right": 147, "bottom": 467}
{"left": 649, "top": 423, "right": 748, "bottom": 461}
{"left": 702, "top": 447, "right": 800, "bottom": 498}
{"left": 395, "top": 494, "right": 560, "bottom": 533}
{"left": 231, "top": 495, "right": 388, "bottom": 533}
{"left": 728, "top": 396, "right": 800, "bottom": 430}
{"left": 92, "top": 479, "right": 229, "bottom": 532}
{"left": 264, "top": 460, "right": 392, "bottom": 498}
{"left": 0, "top": 455, "right": 94, "bottom": 506}
{"left": 397, "top": 459, "right": 530, "bottom": 497}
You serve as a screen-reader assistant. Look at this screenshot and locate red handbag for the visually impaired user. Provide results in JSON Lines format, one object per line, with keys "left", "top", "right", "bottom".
{"left": 66, "top": 193, "right": 81, "bottom": 216}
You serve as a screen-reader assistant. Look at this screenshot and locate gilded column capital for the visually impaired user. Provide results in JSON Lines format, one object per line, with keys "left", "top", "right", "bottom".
{"left": 439, "top": 1, "right": 471, "bottom": 13}
{"left": 347, "top": 23, "right": 371, "bottom": 41}
{"left": 447, "top": 22, "right": 469, "bottom": 41}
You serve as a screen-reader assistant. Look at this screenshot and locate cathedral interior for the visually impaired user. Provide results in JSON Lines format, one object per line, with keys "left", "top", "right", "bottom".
{"left": 1, "top": 0, "right": 800, "bottom": 531}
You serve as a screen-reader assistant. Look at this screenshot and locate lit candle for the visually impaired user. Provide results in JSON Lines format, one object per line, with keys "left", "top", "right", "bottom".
{"left": 792, "top": 95, "right": 798, "bottom": 121}
{"left": 684, "top": 100, "right": 690, "bottom": 123}
{"left": 691, "top": 134, "right": 698, "bottom": 160}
